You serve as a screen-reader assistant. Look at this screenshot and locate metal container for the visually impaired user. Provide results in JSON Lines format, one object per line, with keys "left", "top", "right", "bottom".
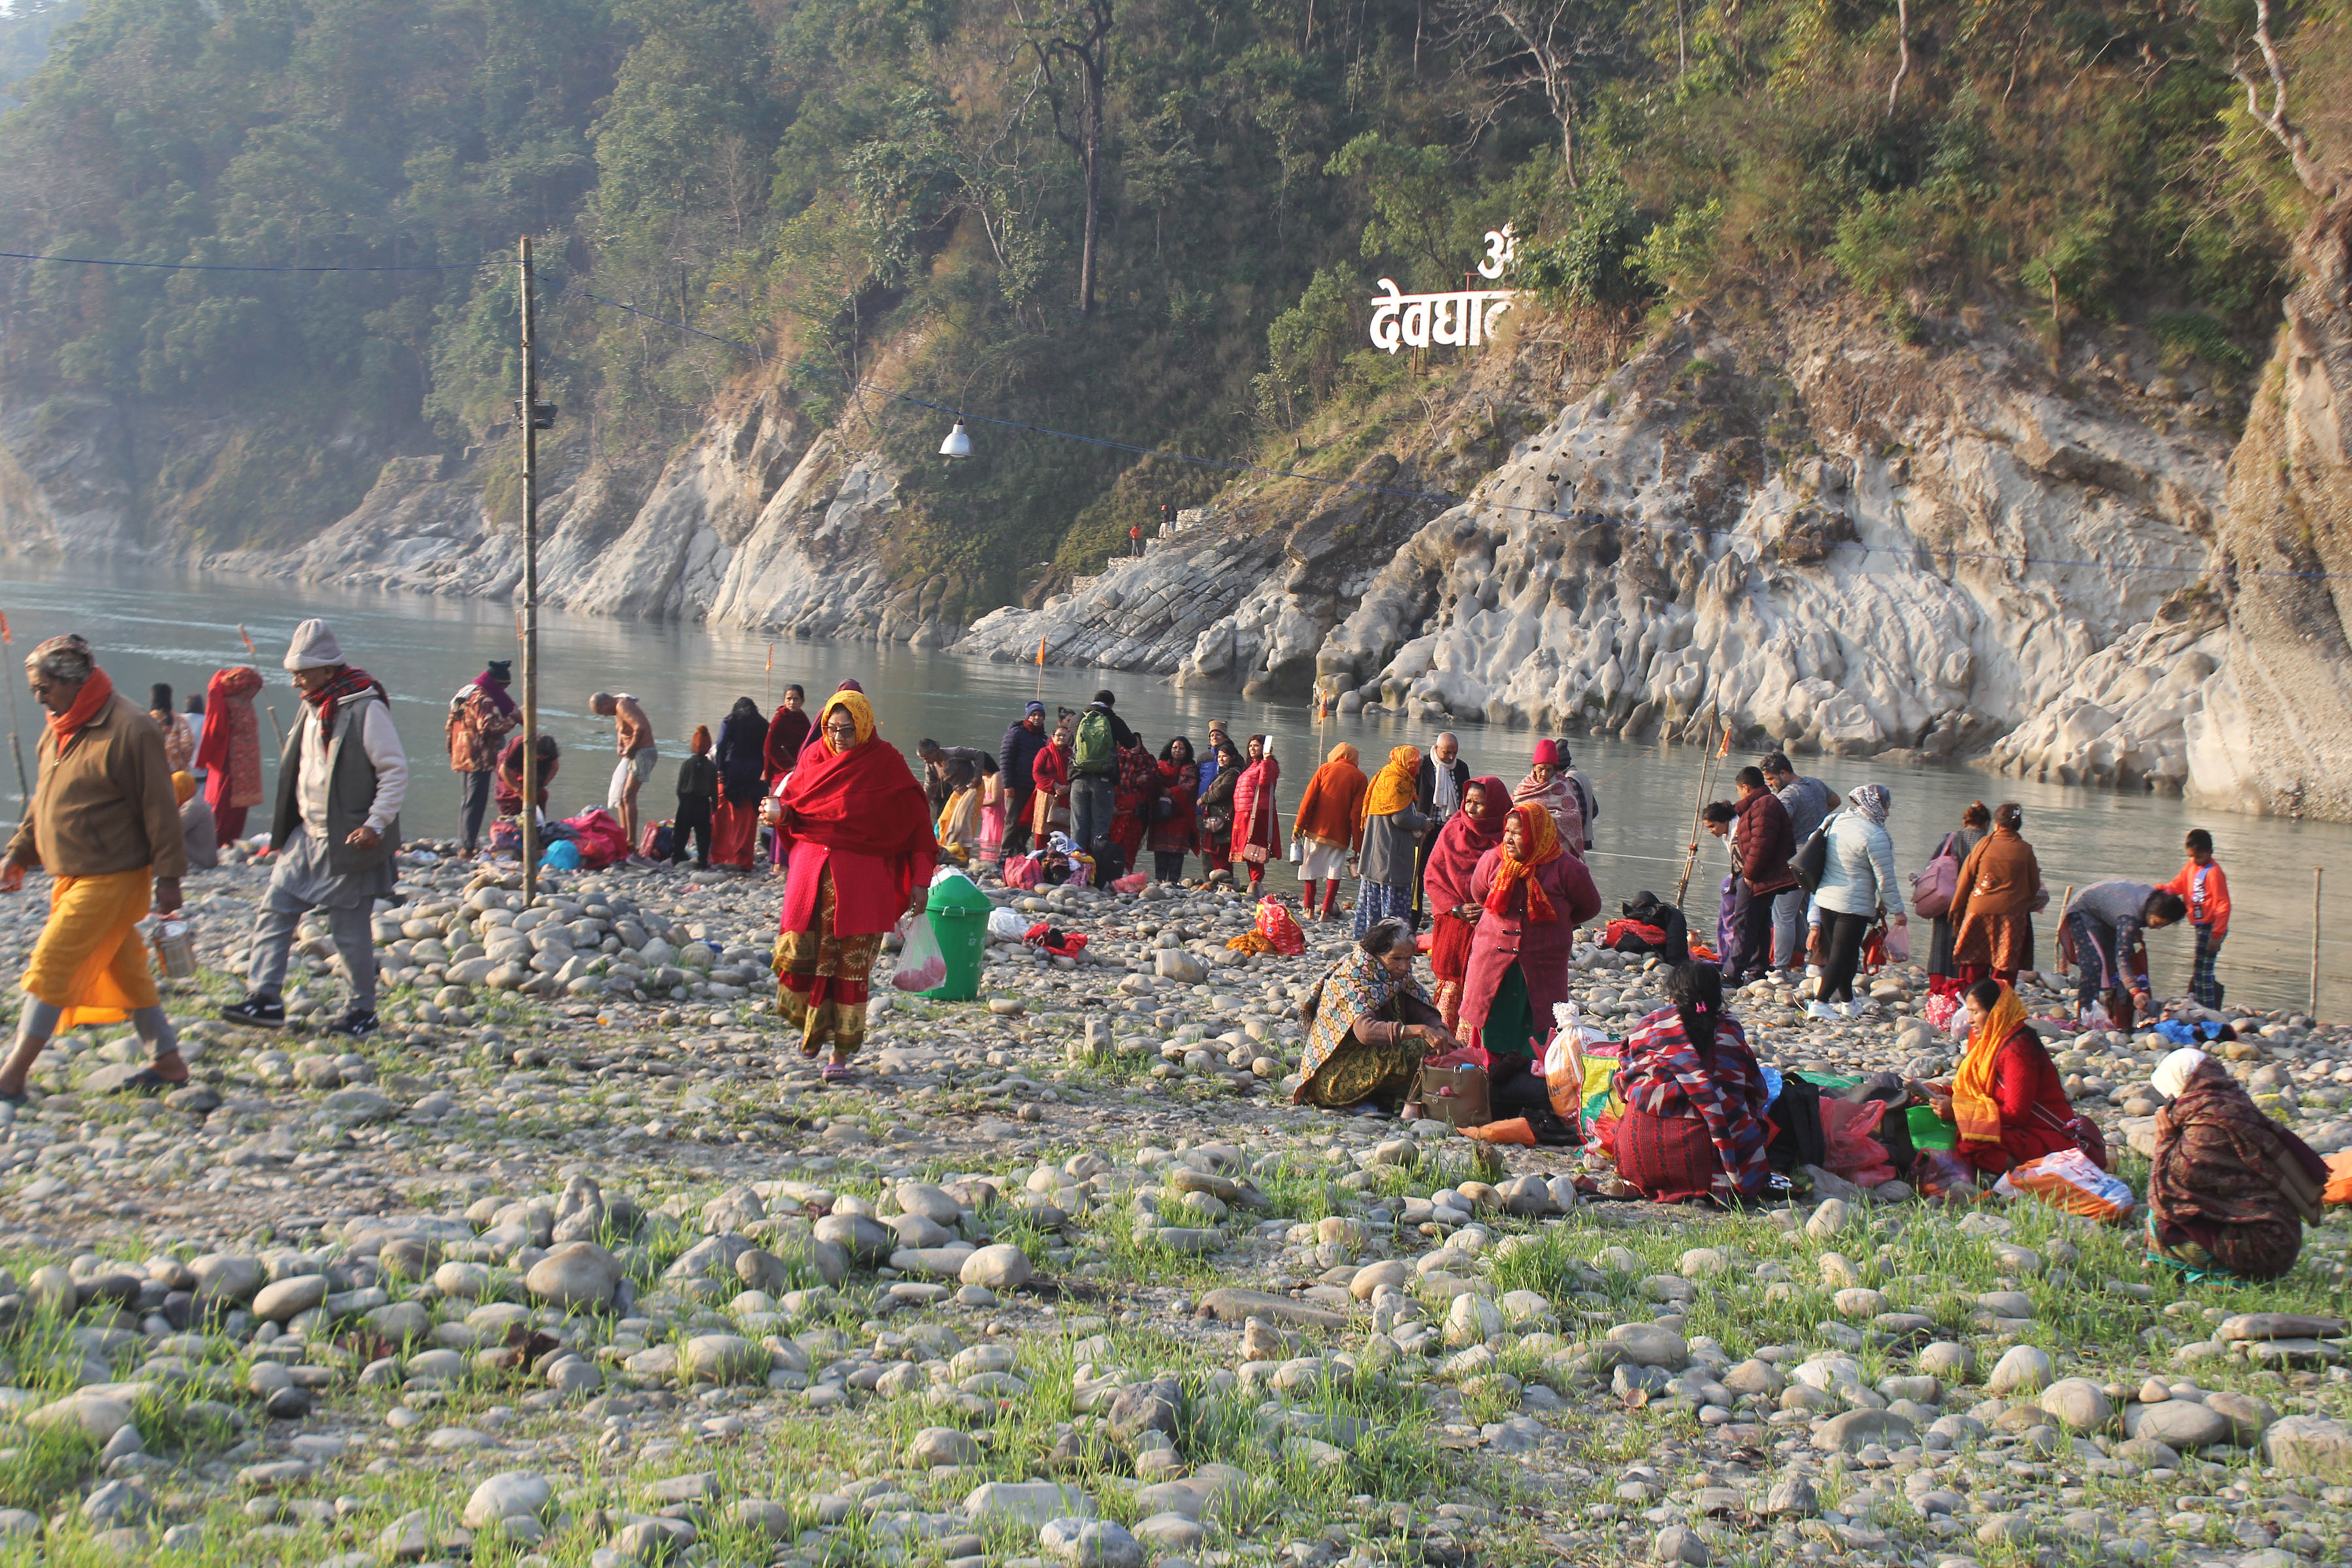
{"left": 147, "top": 917, "right": 198, "bottom": 979}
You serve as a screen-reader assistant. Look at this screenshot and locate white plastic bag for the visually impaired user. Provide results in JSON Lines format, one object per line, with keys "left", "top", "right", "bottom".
{"left": 1991, "top": 1148, "right": 2135, "bottom": 1223}
{"left": 987, "top": 906, "right": 1030, "bottom": 941}
{"left": 892, "top": 913, "right": 948, "bottom": 992}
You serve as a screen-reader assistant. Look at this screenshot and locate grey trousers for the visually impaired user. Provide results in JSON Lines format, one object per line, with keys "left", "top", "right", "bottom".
{"left": 245, "top": 837, "right": 380, "bottom": 1009}
{"left": 1772, "top": 887, "right": 1809, "bottom": 970}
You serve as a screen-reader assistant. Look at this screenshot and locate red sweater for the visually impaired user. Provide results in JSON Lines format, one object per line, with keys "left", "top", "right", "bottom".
{"left": 2156, "top": 858, "right": 2230, "bottom": 937}
{"left": 1958, "top": 1026, "right": 2078, "bottom": 1174}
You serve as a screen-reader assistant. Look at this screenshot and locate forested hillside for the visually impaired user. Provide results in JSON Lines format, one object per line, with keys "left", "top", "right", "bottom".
{"left": 0, "top": 0, "right": 2336, "bottom": 608}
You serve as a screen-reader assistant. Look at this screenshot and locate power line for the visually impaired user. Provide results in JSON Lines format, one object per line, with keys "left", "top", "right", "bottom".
{"left": 0, "top": 249, "right": 502, "bottom": 274}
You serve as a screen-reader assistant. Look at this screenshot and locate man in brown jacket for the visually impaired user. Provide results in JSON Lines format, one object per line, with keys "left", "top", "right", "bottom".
{"left": 1, "top": 633, "right": 189, "bottom": 1102}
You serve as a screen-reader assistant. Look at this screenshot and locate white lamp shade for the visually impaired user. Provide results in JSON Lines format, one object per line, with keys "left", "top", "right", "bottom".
{"left": 939, "top": 419, "right": 972, "bottom": 459}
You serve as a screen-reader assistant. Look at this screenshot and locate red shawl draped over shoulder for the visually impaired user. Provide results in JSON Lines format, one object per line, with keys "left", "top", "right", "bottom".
{"left": 1422, "top": 776, "right": 1509, "bottom": 915}
{"left": 774, "top": 691, "right": 938, "bottom": 932}
{"left": 195, "top": 665, "right": 266, "bottom": 809}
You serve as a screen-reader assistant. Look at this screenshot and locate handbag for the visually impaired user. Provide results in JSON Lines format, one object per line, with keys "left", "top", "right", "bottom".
{"left": 1240, "top": 842, "right": 1269, "bottom": 865}
{"left": 1792, "top": 811, "right": 1838, "bottom": 893}
{"left": 1910, "top": 833, "right": 1961, "bottom": 917}
{"left": 1411, "top": 1063, "right": 1492, "bottom": 1127}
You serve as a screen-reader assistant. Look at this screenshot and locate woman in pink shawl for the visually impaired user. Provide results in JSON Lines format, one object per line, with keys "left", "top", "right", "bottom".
{"left": 1512, "top": 738, "right": 1584, "bottom": 855}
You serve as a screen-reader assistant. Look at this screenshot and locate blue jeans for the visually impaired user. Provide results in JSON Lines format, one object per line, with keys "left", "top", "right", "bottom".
{"left": 1070, "top": 775, "right": 1115, "bottom": 860}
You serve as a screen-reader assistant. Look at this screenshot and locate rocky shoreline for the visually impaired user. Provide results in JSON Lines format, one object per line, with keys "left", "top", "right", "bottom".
{"left": 2, "top": 843, "right": 2350, "bottom": 1568}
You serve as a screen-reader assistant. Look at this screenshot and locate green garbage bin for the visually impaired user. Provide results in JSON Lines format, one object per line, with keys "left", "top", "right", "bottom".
{"left": 919, "top": 872, "right": 994, "bottom": 1002}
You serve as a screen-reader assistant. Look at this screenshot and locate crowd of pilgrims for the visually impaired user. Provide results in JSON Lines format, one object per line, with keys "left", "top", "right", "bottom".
{"left": 112, "top": 657, "right": 2326, "bottom": 1286}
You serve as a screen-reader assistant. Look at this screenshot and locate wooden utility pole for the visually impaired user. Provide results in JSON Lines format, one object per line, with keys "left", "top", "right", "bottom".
{"left": 2312, "top": 867, "right": 2324, "bottom": 1019}
{"left": 519, "top": 236, "right": 543, "bottom": 902}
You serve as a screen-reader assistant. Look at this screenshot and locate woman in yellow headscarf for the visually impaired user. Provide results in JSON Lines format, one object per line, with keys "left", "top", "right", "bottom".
{"left": 1942, "top": 978, "right": 2082, "bottom": 1175}
{"left": 768, "top": 690, "right": 938, "bottom": 1081}
{"left": 1353, "top": 745, "right": 1428, "bottom": 938}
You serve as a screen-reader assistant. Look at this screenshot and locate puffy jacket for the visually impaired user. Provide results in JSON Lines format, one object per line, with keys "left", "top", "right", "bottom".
{"left": 1000, "top": 719, "right": 1052, "bottom": 795}
{"left": 1816, "top": 813, "right": 1903, "bottom": 918}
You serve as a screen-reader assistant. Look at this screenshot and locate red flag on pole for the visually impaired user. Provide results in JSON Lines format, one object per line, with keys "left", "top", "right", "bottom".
{"left": 238, "top": 624, "right": 258, "bottom": 656}
{"left": 0, "top": 611, "right": 11, "bottom": 645}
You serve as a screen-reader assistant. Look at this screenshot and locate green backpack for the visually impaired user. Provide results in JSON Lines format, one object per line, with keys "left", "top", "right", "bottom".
{"left": 1073, "top": 710, "right": 1116, "bottom": 773}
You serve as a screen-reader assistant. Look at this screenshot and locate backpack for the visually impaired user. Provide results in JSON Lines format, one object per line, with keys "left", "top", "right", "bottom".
{"left": 1073, "top": 710, "right": 1116, "bottom": 774}
{"left": 1792, "top": 811, "right": 1839, "bottom": 894}
{"left": 1910, "top": 832, "right": 1963, "bottom": 918}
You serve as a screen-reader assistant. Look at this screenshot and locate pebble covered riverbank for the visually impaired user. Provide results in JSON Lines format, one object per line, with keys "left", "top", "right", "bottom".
{"left": 1, "top": 845, "right": 2349, "bottom": 1568}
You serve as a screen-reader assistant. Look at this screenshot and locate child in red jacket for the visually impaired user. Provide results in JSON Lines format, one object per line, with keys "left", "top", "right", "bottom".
{"left": 2157, "top": 830, "right": 2230, "bottom": 1009}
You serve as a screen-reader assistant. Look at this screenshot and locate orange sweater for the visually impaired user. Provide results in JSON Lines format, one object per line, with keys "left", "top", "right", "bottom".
{"left": 2157, "top": 858, "right": 2230, "bottom": 938}
{"left": 1293, "top": 758, "right": 1369, "bottom": 849}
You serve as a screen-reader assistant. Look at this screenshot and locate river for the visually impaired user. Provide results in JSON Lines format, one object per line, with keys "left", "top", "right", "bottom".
{"left": 4, "top": 560, "right": 2347, "bottom": 1014}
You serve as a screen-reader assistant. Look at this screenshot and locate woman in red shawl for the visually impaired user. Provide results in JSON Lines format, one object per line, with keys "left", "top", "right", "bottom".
{"left": 1228, "top": 735, "right": 1282, "bottom": 893}
{"left": 193, "top": 666, "right": 266, "bottom": 843}
{"left": 1108, "top": 738, "right": 1160, "bottom": 879}
{"left": 1420, "top": 776, "right": 1507, "bottom": 1030}
{"left": 770, "top": 690, "right": 937, "bottom": 1081}
{"left": 1460, "top": 804, "right": 1601, "bottom": 1066}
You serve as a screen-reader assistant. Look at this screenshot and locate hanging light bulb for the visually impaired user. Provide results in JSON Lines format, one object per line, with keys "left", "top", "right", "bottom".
{"left": 938, "top": 417, "right": 972, "bottom": 459}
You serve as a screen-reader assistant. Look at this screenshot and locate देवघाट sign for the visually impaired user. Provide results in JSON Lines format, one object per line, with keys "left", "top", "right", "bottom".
{"left": 1367, "top": 225, "right": 1518, "bottom": 354}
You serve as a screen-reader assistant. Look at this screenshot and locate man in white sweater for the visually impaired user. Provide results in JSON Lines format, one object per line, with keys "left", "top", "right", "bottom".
{"left": 223, "top": 619, "right": 408, "bottom": 1039}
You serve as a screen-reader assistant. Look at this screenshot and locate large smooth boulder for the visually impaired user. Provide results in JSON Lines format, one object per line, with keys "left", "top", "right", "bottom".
{"left": 523, "top": 1242, "right": 623, "bottom": 1309}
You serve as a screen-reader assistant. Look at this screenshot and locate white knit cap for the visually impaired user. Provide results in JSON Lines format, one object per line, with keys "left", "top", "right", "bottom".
{"left": 2152, "top": 1047, "right": 2208, "bottom": 1101}
{"left": 283, "top": 618, "right": 345, "bottom": 672}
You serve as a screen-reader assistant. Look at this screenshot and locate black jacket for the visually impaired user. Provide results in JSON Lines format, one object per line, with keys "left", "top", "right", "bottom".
{"left": 1000, "top": 719, "right": 1051, "bottom": 794}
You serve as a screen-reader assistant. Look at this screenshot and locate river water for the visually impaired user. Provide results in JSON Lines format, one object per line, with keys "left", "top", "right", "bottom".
{"left": 5, "top": 560, "right": 2347, "bottom": 1014}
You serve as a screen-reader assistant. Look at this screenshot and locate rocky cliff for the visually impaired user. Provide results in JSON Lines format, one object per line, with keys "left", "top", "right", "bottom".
{"left": 968, "top": 303, "right": 2242, "bottom": 796}
{"left": 5, "top": 286, "right": 2344, "bottom": 815}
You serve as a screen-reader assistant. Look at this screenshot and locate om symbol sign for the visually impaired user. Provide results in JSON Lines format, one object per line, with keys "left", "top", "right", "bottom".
{"left": 1477, "top": 224, "right": 1518, "bottom": 282}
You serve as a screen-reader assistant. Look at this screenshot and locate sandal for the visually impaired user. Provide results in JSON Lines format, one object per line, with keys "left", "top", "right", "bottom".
{"left": 821, "top": 1062, "right": 855, "bottom": 1083}
{"left": 116, "top": 1068, "right": 186, "bottom": 1096}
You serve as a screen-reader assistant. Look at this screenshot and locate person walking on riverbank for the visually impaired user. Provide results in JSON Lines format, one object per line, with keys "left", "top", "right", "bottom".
{"left": 1413, "top": 732, "right": 1469, "bottom": 925}
{"left": 1069, "top": 691, "right": 1135, "bottom": 865}
{"left": 223, "top": 619, "right": 406, "bottom": 1040}
{"left": 2157, "top": 830, "right": 2232, "bottom": 1009}
{"left": 1810, "top": 783, "right": 1906, "bottom": 1019}
{"left": 998, "top": 701, "right": 1051, "bottom": 860}
{"left": 1293, "top": 743, "right": 1369, "bottom": 923}
{"left": 591, "top": 692, "right": 657, "bottom": 858}
{"left": 445, "top": 661, "right": 519, "bottom": 858}
{"left": 1, "top": 634, "right": 191, "bottom": 1102}
{"left": 1763, "top": 753, "right": 1833, "bottom": 973}
{"left": 713, "top": 696, "right": 769, "bottom": 869}
{"left": 672, "top": 727, "right": 717, "bottom": 868}
{"left": 769, "top": 689, "right": 936, "bottom": 1081}
{"left": 194, "top": 665, "right": 266, "bottom": 844}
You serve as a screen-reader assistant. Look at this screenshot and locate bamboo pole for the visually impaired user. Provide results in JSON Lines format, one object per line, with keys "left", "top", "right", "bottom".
{"left": 2311, "top": 866, "right": 2323, "bottom": 1020}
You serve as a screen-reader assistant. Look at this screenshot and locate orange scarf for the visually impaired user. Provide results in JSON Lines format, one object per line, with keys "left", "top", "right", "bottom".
{"left": 1364, "top": 745, "right": 1422, "bottom": 817}
{"left": 1953, "top": 983, "right": 2027, "bottom": 1145}
{"left": 1484, "top": 802, "right": 1563, "bottom": 923}
{"left": 48, "top": 666, "right": 114, "bottom": 755}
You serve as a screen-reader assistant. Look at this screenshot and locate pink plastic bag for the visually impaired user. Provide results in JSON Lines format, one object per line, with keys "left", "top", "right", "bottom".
{"left": 1821, "top": 1097, "right": 1896, "bottom": 1187}
{"left": 1111, "top": 872, "right": 1149, "bottom": 893}
{"left": 559, "top": 808, "right": 630, "bottom": 870}
{"left": 1993, "top": 1147, "right": 2135, "bottom": 1222}
{"left": 891, "top": 914, "right": 947, "bottom": 992}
